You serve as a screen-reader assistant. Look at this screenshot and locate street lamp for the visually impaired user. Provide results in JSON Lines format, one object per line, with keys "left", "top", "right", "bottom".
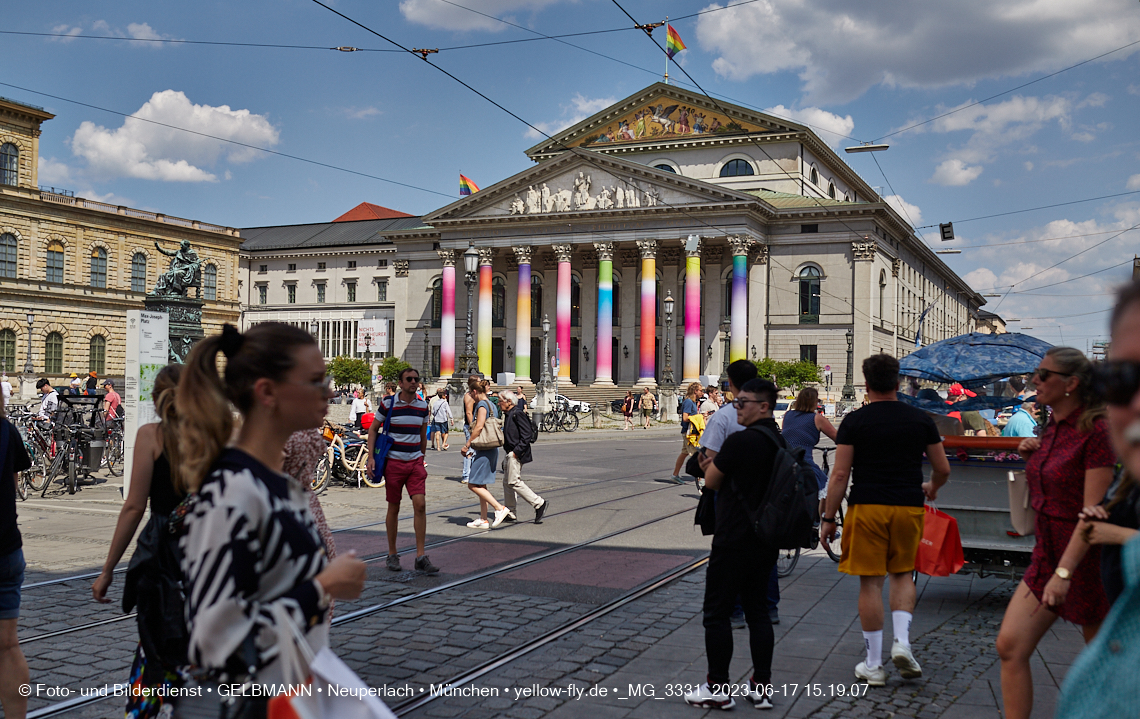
{"left": 540, "top": 314, "right": 552, "bottom": 392}
{"left": 719, "top": 317, "right": 731, "bottom": 380}
{"left": 23, "top": 313, "right": 34, "bottom": 375}
{"left": 662, "top": 290, "right": 674, "bottom": 386}
{"left": 309, "top": 319, "right": 318, "bottom": 337}
{"left": 842, "top": 327, "right": 856, "bottom": 403}
{"left": 458, "top": 243, "right": 480, "bottom": 378}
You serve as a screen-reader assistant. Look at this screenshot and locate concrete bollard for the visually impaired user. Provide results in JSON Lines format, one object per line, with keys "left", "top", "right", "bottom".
{"left": 591, "top": 404, "right": 602, "bottom": 429}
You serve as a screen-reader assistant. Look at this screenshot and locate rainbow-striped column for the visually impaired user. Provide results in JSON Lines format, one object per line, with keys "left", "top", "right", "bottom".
{"left": 477, "top": 248, "right": 495, "bottom": 377}
{"left": 513, "top": 246, "right": 532, "bottom": 379}
{"left": 682, "top": 236, "right": 701, "bottom": 383}
{"left": 636, "top": 239, "right": 657, "bottom": 382}
{"left": 552, "top": 244, "right": 573, "bottom": 381}
{"left": 437, "top": 250, "right": 456, "bottom": 378}
{"left": 728, "top": 236, "right": 751, "bottom": 362}
{"left": 593, "top": 242, "right": 615, "bottom": 385}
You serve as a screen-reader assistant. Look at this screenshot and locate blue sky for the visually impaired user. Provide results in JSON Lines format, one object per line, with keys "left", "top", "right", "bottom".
{"left": 6, "top": 0, "right": 1140, "bottom": 348}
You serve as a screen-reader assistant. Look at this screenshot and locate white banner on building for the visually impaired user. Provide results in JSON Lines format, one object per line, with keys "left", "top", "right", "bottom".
{"left": 357, "top": 319, "right": 388, "bottom": 353}
{"left": 123, "top": 310, "right": 169, "bottom": 496}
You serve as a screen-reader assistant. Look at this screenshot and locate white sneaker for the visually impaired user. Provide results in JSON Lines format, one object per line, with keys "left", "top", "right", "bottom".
{"left": 746, "top": 684, "right": 774, "bottom": 710}
{"left": 891, "top": 640, "right": 923, "bottom": 679}
{"left": 682, "top": 683, "right": 735, "bottom": 710}
{"left": 491, "top": 506, "right": 511, "bottom": 528}
{"left": 854, "top": 661, "right": 888, "bottom": 687}
{"left": 466, "top": 519, "right": 489, "bottom": 529}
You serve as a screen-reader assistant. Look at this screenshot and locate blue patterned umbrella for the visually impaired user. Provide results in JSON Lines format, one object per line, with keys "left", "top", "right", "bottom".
{"left": 899, "top": 332, "right": 1053, "bottom": 388}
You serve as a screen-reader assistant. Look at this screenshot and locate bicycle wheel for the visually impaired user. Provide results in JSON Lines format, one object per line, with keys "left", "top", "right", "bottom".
{"left": 776, "top": 547, "right": 800, "bottom": 577}
{"left": 104, "top": 434, "right": 123, "bottom": 477}
{"left": 312, "top": 456, "right": 331, "bottom": 494}
{"left": 42, "top": 450, "right": 65, "bottom": 497}
{"left": 66, "top": 445, "right": 79, "bottom": 495}
{"left": 16, "top": 474, "right": 28, "bottom": 501}
{"left": 354, "top": 446, "right": 385, "bottom": 488}
{"left": 24, "top": 440, "right": 50, "bottom": 492}
{"left": 540, "top": 412, "right": 557, "bottom": 433}
{"left": 559, "top": 411, "right": 579, "bottom": 432}
{"left": 824, "top": 505, "right": 844, "bottom": 562}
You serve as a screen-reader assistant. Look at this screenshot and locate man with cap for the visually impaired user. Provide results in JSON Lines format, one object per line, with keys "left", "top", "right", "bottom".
{"left": 68, "top": 373, "right": 81, "bottom": 395}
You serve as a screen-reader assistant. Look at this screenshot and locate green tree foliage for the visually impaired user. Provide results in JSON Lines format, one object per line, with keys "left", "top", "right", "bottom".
{"left": 752, "top": 358, "right": 822, "bottom": 391}
{"left": 329, "top": 356, "right": 370, "bottom": 388}
{"left": 376, "top": 356, "right": 412, "bottom": 383}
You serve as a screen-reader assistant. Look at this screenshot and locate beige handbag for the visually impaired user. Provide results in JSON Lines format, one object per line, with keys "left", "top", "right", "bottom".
{"left": 470, "top": 403, "right": 504, "bottom": 450}
{"left": 1008, "top": 470, "right": 1036, "bottom": 536}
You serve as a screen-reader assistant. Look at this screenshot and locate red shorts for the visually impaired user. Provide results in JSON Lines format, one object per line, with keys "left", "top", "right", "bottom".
{"left": 384, "top": 457, "right": 427, "bottom": 503}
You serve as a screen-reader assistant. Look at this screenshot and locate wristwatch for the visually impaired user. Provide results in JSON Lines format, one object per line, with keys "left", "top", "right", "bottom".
{"left": 1055, "top": 567, "right": 1072, "bottom": 580}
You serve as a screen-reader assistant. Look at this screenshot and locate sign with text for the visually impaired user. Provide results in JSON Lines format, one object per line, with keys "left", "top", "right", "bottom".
{"left": 123, "top": 310, "right": 169, "bottom": 496}
{"left": 357, "top": 319, "right": 389, "bottom": 353}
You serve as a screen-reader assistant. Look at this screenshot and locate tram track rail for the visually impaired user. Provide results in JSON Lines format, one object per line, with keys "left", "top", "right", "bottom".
{"left": 25, "top": 502, "right": 699, "bottom": 718}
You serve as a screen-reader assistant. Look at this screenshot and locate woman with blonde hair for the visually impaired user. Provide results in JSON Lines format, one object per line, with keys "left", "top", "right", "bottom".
{"left": 461, "top": 379, "right": 511, "bottom": 529}
{"left": 175, "top": 323, "right": 365, "bottom": 702}
{"left": 996, "top": 346, "right": 1115, "bottom": 719}
{"left": 782, "top": 387, "right": 838, "bottom": 510}
{"left": 670, "top": 382, "right": 705, "bottom": 484}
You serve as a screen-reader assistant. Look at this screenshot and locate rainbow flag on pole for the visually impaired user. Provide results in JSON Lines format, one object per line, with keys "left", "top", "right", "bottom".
{"left": 666, "top": 24, "right": 686, "bottom": 59}
{"left": 459, "top": 174, "right": 479, "bottom": 196}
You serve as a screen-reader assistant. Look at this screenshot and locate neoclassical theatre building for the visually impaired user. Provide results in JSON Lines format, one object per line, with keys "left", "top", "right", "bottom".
{"left": 241, "top": 83, "right": 982, "bottom": 391}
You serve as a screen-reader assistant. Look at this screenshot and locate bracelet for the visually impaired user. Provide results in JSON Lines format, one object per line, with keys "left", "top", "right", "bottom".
{"left": 821, "top": 516, "right": 836, "bottom": 523}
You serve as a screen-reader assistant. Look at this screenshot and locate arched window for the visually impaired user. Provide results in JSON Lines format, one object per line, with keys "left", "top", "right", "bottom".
{"left": 90, "top": 247, "right": 107, "bottom": 288}
{"left": 719, "top": 159, "right": 754, "bottom": 177}
{"left": 492, "top": 276, "right": 506, "bottom": 327}
{"left": 131, "top": 253, "right": 147, "bottom": 293}
{"left": 828, "top": 182, "right": 836, "bottom": 199}
{"left": 571, "top": 275, "right": 581, "bottom": 327}
{"left": 89, "top": 335, "right": 106, "bottom": 375}
{"left": 809, "top": 166, "right": 819, "bottom": 186}
{"left": 46, "top": 241, "right": 64, "bottom": 283}
{"left": 878, "top": 270, "right": 887, "bottom": 322}
{"left": 531, "top": 275, "right": 543, "bottom": 327}
{"left": 0, "top": 233, "right": 16, "bottom": 278}
{"left": 0, "top": 143, "right": 18, "bottom": 186}
{"left": 45, "top": 332, "right": 63, "bottom": 374}
{"left": 0, "top": 329, "right": 15, "bottom": 374}
{"left": 204, "top": 263, "right": 217, "bottom": 301}
{"left": 654, "top": 164, "right": 677, "bottom": 174}
{"left": 798, "top": 266, "right": 821, "bottom": 324}
{"left": 430, "top": 278, "right": 442, "bottom": 328}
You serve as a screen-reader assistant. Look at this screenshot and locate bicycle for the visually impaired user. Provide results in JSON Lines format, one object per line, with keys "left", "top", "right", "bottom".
{"left": 817, "top": 446, "right": 845, "bottom": 562}
{"left": 98, "top": 416, "right": 125, "bottom": 477}
{"left": 540, "top": 400, "right": 579, "bottom": 432}
{"left": 312, "top": 422, "right": 383, "bottom": 494}
{"left": 776, "top": 444, "right": 840, "bottom": 577}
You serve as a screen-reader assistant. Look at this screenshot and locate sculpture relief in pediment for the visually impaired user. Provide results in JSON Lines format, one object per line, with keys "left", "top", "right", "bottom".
{"left": 503, "top": 171, "right": 679, "bottom": 217}
{"left": 567, "top": 102, "right": 769, "bottom": 149}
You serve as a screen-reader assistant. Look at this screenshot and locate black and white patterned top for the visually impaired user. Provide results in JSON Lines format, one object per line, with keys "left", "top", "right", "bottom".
{"left": 179, "top": 448, "right": 329, "bottom": 677}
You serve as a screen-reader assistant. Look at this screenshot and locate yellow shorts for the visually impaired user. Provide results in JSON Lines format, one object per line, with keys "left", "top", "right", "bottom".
{"left": 839, "top": 504, "right": 925, "bottom": 576}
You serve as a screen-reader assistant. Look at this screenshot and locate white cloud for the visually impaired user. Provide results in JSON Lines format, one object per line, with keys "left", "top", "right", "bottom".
{"left": 37, "top": 156, "right": 73, "bottom": 186}
{"left": 399, "top": 0, "right": 564, "bottom": 32}
{"left": 883, "top": 194, "right": 922, "bottom": 226}
{"left": 1128, "top": 174, "right": 1140, "bottom": 190}
{"left": 694, "top": 0, "right": 1140, "bottom": 104}
{"left": 761, "top": 105, "right": 853, "bottom": 148}
{"left": 1024, "top": 161, "right": 1034, "bottom": 171}
{"left": 69, "top": 90, "right": 279, "bottom": 182}
{"left": 930, "top": 159, "right": 983, "bottom": 186}
{"left": 342, "top": 106, "right": 381, "bottom": 120}
{"left": 49, "top": 24, "right": 83, "bottom": 42}
{"left": 525, "top": 93, "right": 617, "bottom": 139}
{"left": 49, "top": 20, "right": 175, "bottom": 46}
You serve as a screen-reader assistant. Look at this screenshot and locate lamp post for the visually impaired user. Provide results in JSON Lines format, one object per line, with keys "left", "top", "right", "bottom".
{"left": 309, "top": 319, "right": 319, "bottom": 339}
{"left": 662, "top": 290, "right": 675, "bottom": 387}
{"left": 534, "top": 313, "right": 553, "bottom": 430}
{"left": 457, "top": 243, "right": 480, "bottom": 378}
{"left": 23, "top": 313, "right": 34, "bottom": 375}
{"left": 842, "top": 327, "right": 856, "bottom": 404}
{"left": 719, "top": 317, "right": 731, "bottom": 381}
{"left": 422, "top": 322, "right": 431, "bottom": 385}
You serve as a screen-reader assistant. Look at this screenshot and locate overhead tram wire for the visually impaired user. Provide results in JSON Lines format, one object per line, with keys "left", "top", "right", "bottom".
{"left": 0, "top": 80, "right": 455, "bottom": 200}
{"left": 874, "top": 37, "right": 1140, "bottom": 142}
{"left": 915, "top": 189, "right": 1140, "bottom": 230}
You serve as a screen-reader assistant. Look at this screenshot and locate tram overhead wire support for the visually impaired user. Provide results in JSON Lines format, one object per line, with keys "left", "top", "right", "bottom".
{"left": 413, "top": 48, "right": 439, "bottom": 60}
{"left": 844, "top": 143, "right": 890, "bottom": 153}
{"left": 332, "top": 46, "right": 360, "bottom": 52}
{"left": 635, "top": 20, "right": 665, "bottom": 36}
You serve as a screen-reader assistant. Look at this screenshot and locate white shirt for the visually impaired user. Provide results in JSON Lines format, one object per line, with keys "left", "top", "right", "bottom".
{"left": 700, "top": 404, "right": 745, "bottom": 453}
{"left": 349, "top": 397, "right": 368, "bottom": 420}
{"left": 431, "top": 398, "right": 452, "bottom": 423}
{"left": 39, "top": 390, "right": 59, "bottom": 418}
{"left": 0, "top": 381, "right": 10, "bottom": 406}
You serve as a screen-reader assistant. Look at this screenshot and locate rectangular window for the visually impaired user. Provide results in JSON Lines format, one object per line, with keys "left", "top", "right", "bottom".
{"left": 287, "top": 284, "right": 296, "bottom": 303}
{"left": 799, "top": 345, "right": 818, "bottom": 365}
{"left": 316, "top": 283, "right": 326, "bottom": 303}
{"left": 258, "top": 285, "right": 267, "bottom": 304}
{"left": 90, "top": 250, "right": 107, "bottom": 288}
{"left": 317, "top": 262, "right": 326, "bottom": 271}
{"left": 801, "top": 224, "right": 819, "bottom": 234}
{"left": 378, "top": 259, "right": 387, "bottom": 268}
{"left": 347, "top": 260, "right": 356, "bottom": 269}
{"left": 347, "top": 282, "right": 356, "bottom": 302}
{"left": 46, "top": 249, "right": 64, "bottom": 283}
{"left": 258, "top": 264, "right": 267, "bottom": 274}
{"left": 287, "top": 263, "right": 296, "bottom": 272}
{"left": 377, "top": 279, "right": 388, "bottom": 302}
{"left": 131, "top": 255, "right": 147, "bottom": 292}
{"left": 45, "top": 334, "right": 63, "bottom": 374}
{"left": 0, "top": 236, "right": 16, "bottom": 278}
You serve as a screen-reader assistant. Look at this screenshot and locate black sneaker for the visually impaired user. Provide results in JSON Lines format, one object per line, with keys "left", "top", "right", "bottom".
{"left": 414, "top": 554, "right": 440, "bottom": 574}
{"left": 747, "top": 683, "right": 774, "bottom": 710}
{"left": 534, "top": 500, "right": 548, "bottom": 524}
{"left": 385, "top": 554, "right": 401, "bottom": 572}
{"left": 502, "top": 511, "right": 518, "bottom": 523}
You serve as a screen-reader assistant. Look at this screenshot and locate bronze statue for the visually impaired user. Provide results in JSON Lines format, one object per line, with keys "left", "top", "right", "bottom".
{"left": 151, "top": 240, "right": 202, "bottom": 297}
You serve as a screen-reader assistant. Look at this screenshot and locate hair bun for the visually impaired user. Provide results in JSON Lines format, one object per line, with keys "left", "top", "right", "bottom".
{"left": 220, "top": 323, "right": 245, "bottom": 358}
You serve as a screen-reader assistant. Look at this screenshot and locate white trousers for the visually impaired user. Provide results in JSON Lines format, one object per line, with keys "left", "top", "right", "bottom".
{"left": 503, "top": 453, "right": 542, "bottom": 510}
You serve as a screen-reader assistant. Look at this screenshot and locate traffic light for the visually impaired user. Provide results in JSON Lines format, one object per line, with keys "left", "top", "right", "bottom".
{"left": 939, "top": 222, "right": 955, "bottom": 241}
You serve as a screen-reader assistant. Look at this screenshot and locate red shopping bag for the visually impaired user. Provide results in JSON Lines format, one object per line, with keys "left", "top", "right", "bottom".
{"left": 915, "top": 504, "right": 965, "bottom": 576}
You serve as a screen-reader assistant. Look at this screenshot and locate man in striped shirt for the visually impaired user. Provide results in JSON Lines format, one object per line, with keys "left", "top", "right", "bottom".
{"left": 367, "top": 367, "right": 438, "bottom": 574}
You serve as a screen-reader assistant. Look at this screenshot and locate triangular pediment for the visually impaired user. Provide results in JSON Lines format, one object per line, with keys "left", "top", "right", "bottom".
{"left": 524, "top": 83, "right": 808, "bottom": 160}
{"left": 423, "top": 149, "right": 758, "bottom": 224}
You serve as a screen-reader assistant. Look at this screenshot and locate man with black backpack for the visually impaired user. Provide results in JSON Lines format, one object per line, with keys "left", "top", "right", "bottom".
{"left": 686, "top": 378, "right": 795, "bottom": 711}
{"left": 499, "top": 391, "right": 548, "bottom": 524}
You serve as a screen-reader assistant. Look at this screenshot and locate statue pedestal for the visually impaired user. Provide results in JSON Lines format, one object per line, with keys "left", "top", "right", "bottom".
{"left": 659, "top": 388, "right": 678, "bottom": 422}
{"left": 145, "top": 296, "right": 204, "bottom": 364}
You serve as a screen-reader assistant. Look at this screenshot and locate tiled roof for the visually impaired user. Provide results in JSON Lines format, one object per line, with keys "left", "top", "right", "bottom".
{"left": 742, "top": 188, "right": 865, "bottom": 209}
{"left": 333, "top": 202, "right": 416, "bottom": 222}
{"left": 239, "top": 217, "right": 428, "bottom": 251}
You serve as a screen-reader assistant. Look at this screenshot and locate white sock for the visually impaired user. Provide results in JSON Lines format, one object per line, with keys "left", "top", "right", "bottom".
{"left": 862, "top": 630, "right": 883, "bottom": 669}
{"left": 892, "top": 610, "right": 912, "bottom": 648}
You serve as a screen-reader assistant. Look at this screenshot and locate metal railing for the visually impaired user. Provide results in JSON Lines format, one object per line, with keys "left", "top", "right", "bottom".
{"left": 38, "top": 191, "right": 238, "bottom": 236}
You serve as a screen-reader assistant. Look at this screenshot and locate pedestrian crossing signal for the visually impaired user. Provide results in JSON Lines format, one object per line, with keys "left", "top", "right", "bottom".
{"left": 939, "top": 222, "right": 955, "bottom": 241}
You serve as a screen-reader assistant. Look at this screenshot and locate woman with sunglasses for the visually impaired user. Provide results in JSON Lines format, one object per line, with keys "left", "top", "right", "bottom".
{"left": 461, "top": 379, "right": 511, "bottom": 529}
{"left": 995, "top": 347, "right": 1115, "bottom": 719}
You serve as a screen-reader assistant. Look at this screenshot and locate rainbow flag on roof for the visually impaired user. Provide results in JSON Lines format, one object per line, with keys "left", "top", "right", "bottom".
{"left": 666, "top": 24, "right": 686, "bottom": 59}
{"left": 459, "top": 174, "right": 479, "bottom": 196}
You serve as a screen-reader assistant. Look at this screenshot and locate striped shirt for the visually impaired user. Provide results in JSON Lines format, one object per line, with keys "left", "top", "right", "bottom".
{"left": 377, "top": 394, "right": 429, "bottom": 461}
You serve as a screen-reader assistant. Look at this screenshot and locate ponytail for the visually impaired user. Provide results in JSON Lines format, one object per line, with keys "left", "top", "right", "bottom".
{"left": 151, "top": 364, "right": 186, "bottom": 494}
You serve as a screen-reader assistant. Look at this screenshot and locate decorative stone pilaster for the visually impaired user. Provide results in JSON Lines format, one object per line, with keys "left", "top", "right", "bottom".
{"left": 852, "top": 241, "right": 876, "bottom": 261}
{"left": 394, "top": 260, "right": 409, "bottom": 277}
{"left": 750, "top": 244, "right": 769, "bottom": 265}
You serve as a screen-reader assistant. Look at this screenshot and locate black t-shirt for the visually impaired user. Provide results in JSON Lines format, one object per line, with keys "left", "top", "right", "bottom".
{"left": 711, "top": 417, "right": 784, "bottom": 552}
{"left": 835, "top": 401, "right": 942, "bottom": 507}
{"left": 1, "top": 419, "right": 32, "bottom": 556}
{"left": 1101, "top": 482, "right": 1140, "bottom": 605}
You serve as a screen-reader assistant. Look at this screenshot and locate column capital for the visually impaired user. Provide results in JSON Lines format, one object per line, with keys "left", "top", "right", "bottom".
{"left": 636, "top": 239, "right": 658, "bottom": 259}
{"left": 750, "top": 244, "right": 768, "bottom": 265}
{"left": 852, "top": 240, "right": 876, "bottom": 261}
{"left": 682, "top": 236, "right": 702, "bottom": 257}
{"left": 891, "top": 257, "right": 902, "bottom": 277}
{"left": 593, "top": 241, "right": 615, "bottom": 262}
{"left": 436, "top": 249, "right": 457, "bottom": 267}
{"left": 477, "top": 247, "right": 497, "bottom": 265}
{"left": 551, "top": 243, "right": 574, "bottom": 263}
{"left": 727, "top": 235, "right": 753, "bottom": 256}
{"left": 512, "top": 246, "right": 533, "bottom": 265}
{"left": 394, "top": 260, "right": 410, "bottom": 277}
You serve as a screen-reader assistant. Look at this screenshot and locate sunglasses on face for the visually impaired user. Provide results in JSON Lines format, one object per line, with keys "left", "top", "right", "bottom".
{"left": 402, "top": 376, "right": 421, "bottom": 383}
{"left": 732, "top": 398, "right": 764, "bottom": 409}
{"left": 1033, "top": 367, "right": 1072, "bottom": 382}
{"left": 1093, "top": 361, "right": 1140, "bottom": 406}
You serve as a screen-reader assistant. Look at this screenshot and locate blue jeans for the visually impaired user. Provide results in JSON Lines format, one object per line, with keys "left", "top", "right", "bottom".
{"left": 462, "top": 426, "right": 471, "bottom": 481}
{"left": 0, "top": 547, "right": 25, "bottom": 620}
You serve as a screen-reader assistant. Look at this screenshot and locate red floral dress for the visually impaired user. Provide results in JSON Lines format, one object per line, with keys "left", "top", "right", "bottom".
{"left": 283, "top": 429, "right": 336, "bottom": 559}
{"left": 1023, "top": 409, "right": 1115, "bottom": 624}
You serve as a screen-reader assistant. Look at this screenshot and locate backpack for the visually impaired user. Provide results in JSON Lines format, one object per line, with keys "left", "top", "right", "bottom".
{"left": 732, "top": 425, "right": 818, "bottom": 550}
{"left": 525, "top": 411, "right": 539, "bottom": 444}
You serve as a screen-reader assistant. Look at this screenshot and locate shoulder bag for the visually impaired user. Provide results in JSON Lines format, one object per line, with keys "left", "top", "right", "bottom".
{"left": 371, "top": 397, "right": 395, "bottom": 479}
{"left": 470, "top": 401, "right": 504, "bottom": 450}
{"left": 1007, "top": 470, "right": 1035, "bottom": 536}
